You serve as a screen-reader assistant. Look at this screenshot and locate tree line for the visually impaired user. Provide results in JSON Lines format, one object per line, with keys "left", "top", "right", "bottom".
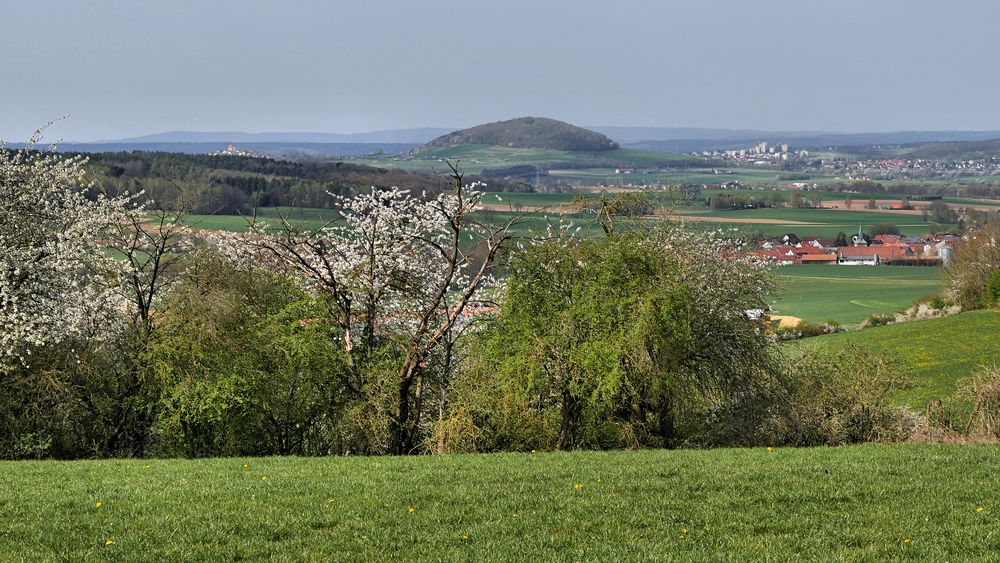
{"left": 3, "top": 139, "right": 999, "bottom": 459}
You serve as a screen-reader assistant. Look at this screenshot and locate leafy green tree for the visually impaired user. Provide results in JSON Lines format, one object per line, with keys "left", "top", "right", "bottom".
{"left": 870, "top": 224, "right": 900, "bottom": 236}
{"left": 449, "top": 228, "right": 778, "bottom": 450}
{"left": 834, "top": 232, "right": 849, "bottom": 247}
{"left": 149, "top": 253, "right": 349, "bottom": 457}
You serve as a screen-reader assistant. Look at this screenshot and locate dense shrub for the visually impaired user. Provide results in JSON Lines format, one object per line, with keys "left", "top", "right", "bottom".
{"left": 773, "top": 320, "right": 845, "bottom": 340}
{"left": 861, "top": 312, "right": 895, "bottom": 328}
{"left": 947, "top": 223, "right": 1000, "bottom": 309}
{"left": 768, "top": 346, "right": 913, "bottom": 446}
{"left": 147, "top": 254, "right": 356, "bottom": 457}
{"left": 987, "top": 269, "right": 1000, "bottom": 306}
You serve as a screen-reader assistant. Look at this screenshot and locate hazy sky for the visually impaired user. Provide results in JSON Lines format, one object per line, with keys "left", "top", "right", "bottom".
{"left": 3, "top": 0, "right": 999, "bottom": 141}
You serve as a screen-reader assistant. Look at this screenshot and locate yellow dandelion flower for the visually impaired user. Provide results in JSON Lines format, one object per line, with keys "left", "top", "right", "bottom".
{"left": 261, "top": 475, "right": 268, "bottom": 481}
{"left": 531, "top": 450, "right": 536, "bottom": 454}
{"left": 328, "top": 498, "right": 335, "bottom": 504}
{"left": 105, "top": 540, "right": 114, "bottom": 546}
{"left": 242, "top": 464, "right": 249, "bottom": 469}
{"left": 767, "top": 447, "right": 774, "bottom": 452}
{"left": 462, "top": 535, "right": 469, "bottom": 541}
{"left": 574, "top": 483, "right": 583, "bottom": 490}
{"left": 683, "top": 529, "right": 689, "bottom": 533}
{"left": 903, "top": 538, "right": 911, "bottom": 544}
{"left": 978, "top": 506, "right": 985, "bottom": 513}
{"left": 95, "top": 501, "right": 103, "bottom": 508}
{"left": 597, "top": 479, "right": 602, "bottom": 484}
{"left": 408, "top": 506, "right": 415, "bottom": 513}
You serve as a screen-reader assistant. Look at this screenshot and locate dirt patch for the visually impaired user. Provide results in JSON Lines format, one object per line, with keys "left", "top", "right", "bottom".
{"left": 770, "top": 315, "right": 803, "bottom": 328}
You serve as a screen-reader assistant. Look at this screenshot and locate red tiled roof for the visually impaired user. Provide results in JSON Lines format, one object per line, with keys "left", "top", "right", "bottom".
{"left": 800, "top": 254, "right": 838, "bottom": 262}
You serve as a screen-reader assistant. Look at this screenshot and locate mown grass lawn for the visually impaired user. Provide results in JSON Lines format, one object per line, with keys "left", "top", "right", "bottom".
{"left": 796, "top": 310, "right": 1000, "bottom": 409}
{"left": 3, "top": 446, "right": 999, "bottom": 561}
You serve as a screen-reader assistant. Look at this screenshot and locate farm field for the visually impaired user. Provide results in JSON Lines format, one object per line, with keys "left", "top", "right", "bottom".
{"left": 771, "top": 265, "right": 943, "bottom": 327}
{"left": 353, "top": 145, "right": 693, "bottom": 175}
{"left": 178, "top": 207, "right": 340, "bottom": 233}
{"left": 796, "top": 310, "right": 1000, "bottom": 409}
{"left": 547, "top": 167, "right": 794, "bottom": 186}
{"left": 679, "top": 207, "right": 947, "bottom": 238}
{"left": 5, "top": 446, "right": 1000, "bottom": 560}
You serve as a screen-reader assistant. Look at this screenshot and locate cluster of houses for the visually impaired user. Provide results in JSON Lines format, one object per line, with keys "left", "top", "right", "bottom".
{"left": 752, "top": 229, "right": 957, "bottom": 266}
{"left": 208, "top": 143, "right": 264, "bottom": 158}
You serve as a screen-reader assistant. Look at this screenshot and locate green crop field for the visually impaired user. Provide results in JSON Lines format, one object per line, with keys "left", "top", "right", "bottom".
{"left": 353, "top": 145, "right": 692, "bottom": 175}
{"left": 481, "top": 191, "right": 579, "bottom": 208}
{"left": 771, "top": 265, "right": 943, "bottom": 327}
{"left": 679, "top": 207, "right": 947, "bottom": 238}
{"left": 795, "top": 310, "right": 1000, "bottom": 409}
{"left": 178, "top": 207, "right": 340, "bottom": 233}
{"left": 5, "top": 446, "right": 1000, "bottom": 560}
{"left": 547, "top": 167, "right": 792, "bottom": 186}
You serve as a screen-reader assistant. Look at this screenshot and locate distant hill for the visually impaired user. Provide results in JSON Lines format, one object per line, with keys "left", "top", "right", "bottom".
{"left": 904, "top": 138, "right": 1000, "bottom": 160}
{"left": 98, "top": 128, "right": 453, "bottom": 144}
{"left": 422, "top": 117, "right": 619, "bottom": 152}
{"left": 18, "top": 142, "right": 420, "bottom": 158}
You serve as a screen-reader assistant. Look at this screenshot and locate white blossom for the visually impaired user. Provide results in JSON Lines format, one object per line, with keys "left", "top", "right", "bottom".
{"left": 0, "top": 128, "right": 132, "bottom": 365}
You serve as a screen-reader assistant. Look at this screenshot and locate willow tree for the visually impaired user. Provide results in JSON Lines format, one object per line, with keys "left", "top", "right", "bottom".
{"left": 450, "top": 225, "right": 779, "bottom": 450}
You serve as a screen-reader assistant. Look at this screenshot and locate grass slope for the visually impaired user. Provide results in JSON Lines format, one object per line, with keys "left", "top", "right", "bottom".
{"left": 772, "top": 265, "right": 943, "bottom": 327}
{"left": 797, "top": 310, "right": 1000, "bottom": 408}
{"left": 4, "top": 446, "right": 1000, "bottom": 560}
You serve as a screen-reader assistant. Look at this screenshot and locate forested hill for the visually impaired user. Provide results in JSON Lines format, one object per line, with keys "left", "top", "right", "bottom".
{"left": 422, "top": 117, "right": 619, "bottom": 152}
{"left": 79, "top": 151, "right": 531, "bottom": 214}
{"left": 904, "top": 138, "right": 1000, "bottom": 160}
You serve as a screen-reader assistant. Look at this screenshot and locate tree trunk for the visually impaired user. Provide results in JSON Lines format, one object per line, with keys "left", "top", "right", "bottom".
{"left": 659, "top": 388, "right": 675, "bottom": 447}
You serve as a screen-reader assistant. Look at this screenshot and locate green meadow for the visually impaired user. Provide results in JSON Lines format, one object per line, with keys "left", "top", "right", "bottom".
{"left": 771, "top": 265, "right": 943, "bottom": 327}
{"left": 354, "top": 145, "right": 690, "bottom": 175}
{"left": 797, "top": 310, "right": 1000, "bottom": 409}
{"left": 4, "top": 446, "right": 1000, "bottom": 561}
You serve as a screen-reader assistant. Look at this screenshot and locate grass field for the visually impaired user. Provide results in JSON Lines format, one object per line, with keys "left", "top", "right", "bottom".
{"left": 354, "top": 145, "right": 692, "bottom": 175}
{"left": 796, "top": 310, "right": 1000, "bottom": 409}
{"left": 771, "top": 265, "right": 943, "bottom": 327}
{"left": 179, "top": 207, "right": 340, "bottom": 233}
{"left": 547, "top": 167, "right": 790, "bottom": 186}
{"left": 4, "top": 446, "right": 1000, "bottom": 560}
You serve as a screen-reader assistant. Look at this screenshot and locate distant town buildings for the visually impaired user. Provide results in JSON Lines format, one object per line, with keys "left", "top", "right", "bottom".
{"left": 700, "top": 141, "right": 808, "bottom": 163}
{"left": 208, "top": 143, "right": 264, "bottom": 158}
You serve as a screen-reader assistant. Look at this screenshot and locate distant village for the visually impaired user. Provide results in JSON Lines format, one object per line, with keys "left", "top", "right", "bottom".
{"left": 751, "top": 228, "right": 957, "bottom": 266}
{"left": 208, "top": 143, "right": 265, "bottom": 158}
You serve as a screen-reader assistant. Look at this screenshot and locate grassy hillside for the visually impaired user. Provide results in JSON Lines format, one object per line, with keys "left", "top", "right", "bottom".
{"left": 5, "top": 446, "right": 999, "bottom": 560}
{"left": 796, "top": 310, "right": 1000, "bottom": 408}
{"left": 773, "top": 265, "right": 943, "bottom": 327}
{"left": 422, "top": 116, "right": 618, "bottom": 152}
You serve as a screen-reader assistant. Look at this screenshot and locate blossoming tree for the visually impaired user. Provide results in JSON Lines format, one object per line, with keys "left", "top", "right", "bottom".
{"left": 234, "top": 163, "right": 519, "bottom": 453}
{"left": 0, "top": 129, "right": 131, "bottom": 367}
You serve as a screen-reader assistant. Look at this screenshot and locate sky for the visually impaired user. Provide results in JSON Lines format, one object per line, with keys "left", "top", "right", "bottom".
{"left": 2, "top": 0, "right": 999, "bottom": 141}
